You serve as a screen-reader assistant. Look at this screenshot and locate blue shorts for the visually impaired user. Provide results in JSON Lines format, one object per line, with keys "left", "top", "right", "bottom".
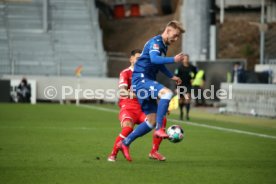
{"left": 132, "top": 76, "right": 164, "bottom": 115}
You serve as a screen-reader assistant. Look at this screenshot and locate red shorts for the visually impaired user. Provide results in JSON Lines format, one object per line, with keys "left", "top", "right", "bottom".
{"left": 119, "top": 108, "right": 146, "bottom": 127}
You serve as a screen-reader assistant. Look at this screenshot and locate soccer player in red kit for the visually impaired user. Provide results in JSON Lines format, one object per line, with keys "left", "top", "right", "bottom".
{"left": 107, "top": 49, "right": 166, "bottom": 162}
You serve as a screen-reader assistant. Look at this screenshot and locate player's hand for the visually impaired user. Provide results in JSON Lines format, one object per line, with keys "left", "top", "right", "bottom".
{"left": 171, "top": 76, "right": 182, "bottom": 85}
{"left": 174, "top": 53, "right": 185, "bottom": 63}
{"left": 184, "top": 93, "right": 191, "bottom": 102}
{"left": 128, "top": 89, "right": 137, "bottom": 99}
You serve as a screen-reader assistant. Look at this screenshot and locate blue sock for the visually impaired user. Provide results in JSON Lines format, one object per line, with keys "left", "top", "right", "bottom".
{"left": 123, "top": 121, "right": 153, "bottom": 146}
{"left": 156, "top": 99, "right": 170, "bottom": 130}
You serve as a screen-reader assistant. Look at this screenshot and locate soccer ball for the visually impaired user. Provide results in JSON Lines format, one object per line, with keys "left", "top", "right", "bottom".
{"left": 167, "top": 125, "right": 184, "bottom": 143}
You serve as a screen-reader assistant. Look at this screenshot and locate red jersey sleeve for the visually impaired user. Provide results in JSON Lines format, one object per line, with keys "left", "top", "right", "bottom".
{"left": 118, "top": 70, "right": 129, "bottom": 88}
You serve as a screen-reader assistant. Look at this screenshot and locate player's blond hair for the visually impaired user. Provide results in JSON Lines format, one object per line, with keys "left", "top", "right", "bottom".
{"left": 166, "top": 20, "right": 185, "bottom": 34}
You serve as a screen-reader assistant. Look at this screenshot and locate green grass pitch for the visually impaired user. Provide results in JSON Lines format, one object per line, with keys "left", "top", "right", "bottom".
{"left": 0, "top": 104, "right": 276, "bottom": 184}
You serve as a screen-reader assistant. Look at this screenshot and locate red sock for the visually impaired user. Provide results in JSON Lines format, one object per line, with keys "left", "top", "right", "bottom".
{"left": 152, "top": 135, "right": 163, "bottom": 152}
{"left": 151, "top": 117, "right": 167, "bottom": 152}
{"left": 162, "top": 117, "right": 167, "bottom": 129}
{"left": 111, "top": 126, "right": 133, "bottom": 155}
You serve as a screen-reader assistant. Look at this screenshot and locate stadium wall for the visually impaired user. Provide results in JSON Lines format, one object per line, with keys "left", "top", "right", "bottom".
{"left": 2, "top": 75, "right": 118, "bottom": 103}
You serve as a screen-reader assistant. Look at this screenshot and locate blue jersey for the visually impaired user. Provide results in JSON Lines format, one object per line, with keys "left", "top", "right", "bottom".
{"left": 132, "top": 35, "right": 174, "bottom": 81}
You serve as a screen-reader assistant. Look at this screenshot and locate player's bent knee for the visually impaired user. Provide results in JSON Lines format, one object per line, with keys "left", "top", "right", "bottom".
{"left": 159, "top": 88, "right": 170, "bottom": 95}
{"left": 160, "top": 90, "right": 173, "bottom": 100}
{"left": 122, "top": 120, "right": 134, "bottom": 128}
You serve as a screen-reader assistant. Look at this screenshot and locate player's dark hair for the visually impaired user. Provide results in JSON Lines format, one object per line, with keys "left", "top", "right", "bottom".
{"left": 130, "top": 49, "right": 142, "bottom": 56}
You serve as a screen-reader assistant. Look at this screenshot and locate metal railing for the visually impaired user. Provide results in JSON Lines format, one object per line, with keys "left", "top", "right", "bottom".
{"left": 221, "top": 83, "right": 276, "bottom": 117}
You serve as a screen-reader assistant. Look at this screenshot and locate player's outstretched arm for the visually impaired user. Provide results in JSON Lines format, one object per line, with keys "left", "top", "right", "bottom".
{"left": 150, "top": 51, "right": 185, "bottom": 64}
{"left": 149, "top": 51, "right": 175, "bottom": 64}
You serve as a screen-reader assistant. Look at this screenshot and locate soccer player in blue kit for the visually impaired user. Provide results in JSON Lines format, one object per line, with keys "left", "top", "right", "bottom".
{"left": 119, "top": 20, "right": 185, "bottom": 161}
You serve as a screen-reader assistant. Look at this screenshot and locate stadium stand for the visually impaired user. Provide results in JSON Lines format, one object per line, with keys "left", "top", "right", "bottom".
{"left": 0, "top": 0, "right": 107, "bottom": 77}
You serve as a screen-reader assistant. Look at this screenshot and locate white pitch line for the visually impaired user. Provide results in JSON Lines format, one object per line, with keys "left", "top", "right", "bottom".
{"left": 170, "top": 119, "right": 276, "bottom": 140}
{"left": 80, "top": 105, "right": 276, "bottom": 140}
{"left": 80, "top": 105, "right": 118, "bottom": 113}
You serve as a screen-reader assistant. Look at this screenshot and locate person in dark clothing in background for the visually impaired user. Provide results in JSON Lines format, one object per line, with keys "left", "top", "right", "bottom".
{"left": 17, "top": 78, "right": 31, "bottom": 103}
{"left": 175, "top": 54, "right": 197, "bottom": 120}
{"left": 232, "top": 62, "right": 246, "bottom": 83}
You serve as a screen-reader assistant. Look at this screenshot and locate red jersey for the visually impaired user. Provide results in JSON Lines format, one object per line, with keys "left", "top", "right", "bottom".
{"left": 118, "top": 67, "right": 140, "bottom": 109}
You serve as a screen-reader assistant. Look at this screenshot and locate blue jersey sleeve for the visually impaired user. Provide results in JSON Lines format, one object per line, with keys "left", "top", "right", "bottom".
{"left": 159, "top": 65, "right": 174, "bottom": 78}
{"left": 149, "top": 42, "right": 174, "bottom": 64}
